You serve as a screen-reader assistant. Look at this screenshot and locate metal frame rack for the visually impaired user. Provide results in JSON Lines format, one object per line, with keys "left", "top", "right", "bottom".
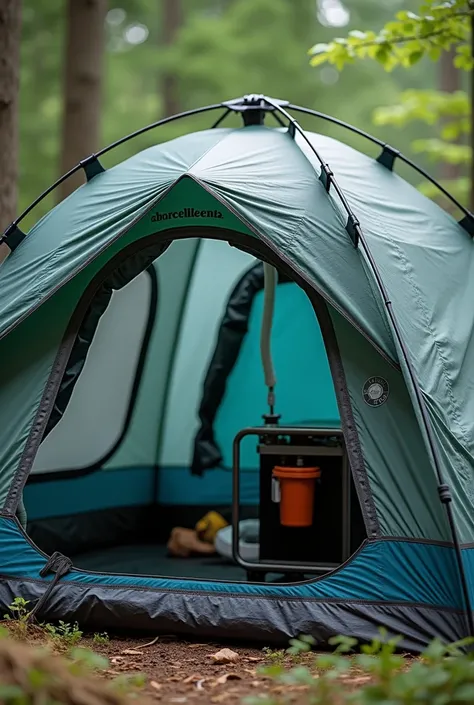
{"left": 232, "top": 426, "right": 351, "bottom": 579}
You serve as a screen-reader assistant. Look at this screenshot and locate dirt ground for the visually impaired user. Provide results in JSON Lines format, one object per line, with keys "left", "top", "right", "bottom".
{"left": 87, "top": 635, "right": 286, "bottom": 703}
{"left": 80, "top": 633, "right": 372, "bottom": 704}
{"left": 1, "top": 622, "right": 377, "bottom": 704}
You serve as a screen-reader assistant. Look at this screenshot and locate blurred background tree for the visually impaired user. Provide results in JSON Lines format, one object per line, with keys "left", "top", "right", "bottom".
{"left": 59, "top": 0, "right": 107, "bottom": 200}
{"left": 309, "top": 0, "right": 473, "bottom": 209}
{"left": 0, "top": 0, "right": 21, "bottom": 232}
{"left": 16, "top": 0, "right": 436, "bottom": 229}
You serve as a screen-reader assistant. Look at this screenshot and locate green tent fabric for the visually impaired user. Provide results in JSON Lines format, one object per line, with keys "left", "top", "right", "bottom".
{"left": 0, "top": 108, "right": 473, "bottom": 647}
{"left": 1, "top": 126, "right": 471, "bottom": 538}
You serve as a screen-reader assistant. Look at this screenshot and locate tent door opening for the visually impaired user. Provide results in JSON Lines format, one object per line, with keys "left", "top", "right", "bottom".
{"left": 24, "top": 234, "right": 367, "bottom": 585}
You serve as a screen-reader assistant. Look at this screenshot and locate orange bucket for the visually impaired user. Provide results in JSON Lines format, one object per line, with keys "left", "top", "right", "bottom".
{"left": 272, "top": 466, "right": 320, "bottom": 527}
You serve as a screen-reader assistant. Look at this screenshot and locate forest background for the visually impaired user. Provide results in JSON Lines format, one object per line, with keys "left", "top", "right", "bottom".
{"left": 0, "top": 0, "right": 468, "bottom": 234}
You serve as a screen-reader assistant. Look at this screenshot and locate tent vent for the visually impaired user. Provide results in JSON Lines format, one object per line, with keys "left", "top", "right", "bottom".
{"left": 458, "top": 214, "right": 474, "bottom": 237}
{"left": 345, "top": 215, "right": 360, "bottom": 248}
{"left": 319, "top": 164, "right": 333, "bottom": 192}
{"left": 376, "top": 144, "right": 400, "bottom": 171}
{"left": 80, "top": 154, "right": 105, "bottom": 181}
{"left": 0, "top": 223, "right": 26, "bottom": 252}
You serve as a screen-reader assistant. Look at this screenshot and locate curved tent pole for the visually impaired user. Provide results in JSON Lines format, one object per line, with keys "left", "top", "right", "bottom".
{"left": 0, "top": 103, "right": 224, "bottom": 251}
{"left": 262, "top": 96, "right": 474, "bottom": 637}
{"left": 287, "top": 104, "right": 473, "bottom": 227}
{"left": 3, "top": 95, "right": 474, "bottom": 253}
{"left": 0, "top": 99, "right": 289, "bottom": 258}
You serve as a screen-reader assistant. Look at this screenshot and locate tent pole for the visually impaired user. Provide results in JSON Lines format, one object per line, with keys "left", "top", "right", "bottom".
{"left": 287, "top": 104, "right": 474, "bottom": 230}
{"left": 1, "top": 103, "right": 223, "bottom": 240}
{"left": 263, "top": 96, "right": 474, "bottom": 638}
{"left": 357, "top": 234, "right": 474, "bottom": 638}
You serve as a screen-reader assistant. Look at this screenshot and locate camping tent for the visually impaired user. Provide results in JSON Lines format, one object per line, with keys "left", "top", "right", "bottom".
{"left": 0, "top": 95, "right": 473, "bottom": 650}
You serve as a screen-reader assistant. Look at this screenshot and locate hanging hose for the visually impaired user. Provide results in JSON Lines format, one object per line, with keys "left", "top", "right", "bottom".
{"left": 260, "top": 262, "right": 278, "bottom": 415}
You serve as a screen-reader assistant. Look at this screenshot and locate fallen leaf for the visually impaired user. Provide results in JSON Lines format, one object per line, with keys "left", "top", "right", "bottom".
{"left": 346, "top": 676, "right": 372, "bottom": 685}
{"left": 211, "top": 648, "right": 239, "bottom": 664}
{"left": 246, "top": 656, "right": 263, "bottom": 662}
{"left": 136, "top": 636, "right": 160, "bottom": 649}
{"left": 271, "top": 685, "right": 309, "bottom": 692}
{"left": 183, "top": 674, "right": 203, "bottom": 684}
{"left": 215, "top": 673, "right": 242, "bottom": 685}
{"left": 121, "top": 649, "right": 142, "bottom": 655}
{"left": 150, "top": 681, "right": 162, "bottom": 690}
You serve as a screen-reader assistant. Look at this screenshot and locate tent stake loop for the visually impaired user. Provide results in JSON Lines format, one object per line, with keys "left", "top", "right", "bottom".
{"left": 27, "top": 552, "right": 73, "bottom": 623}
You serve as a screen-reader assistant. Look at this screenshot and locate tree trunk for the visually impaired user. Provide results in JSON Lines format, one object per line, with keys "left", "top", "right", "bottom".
{"left": 439, "top": 48, "right": 460, "bottom": 183}
{"left": 161, "top": 0, "right": 182, "bottom": 117}
{"left": 59, "top": 0, "right": 107, "bottom": 201}
{"left": 0, "top": 0, "right": 21, "bottom": 234}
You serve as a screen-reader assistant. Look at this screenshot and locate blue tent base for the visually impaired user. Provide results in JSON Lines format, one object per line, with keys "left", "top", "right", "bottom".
{"left": 1, "top": 516, "right": 471, "bottom": 650}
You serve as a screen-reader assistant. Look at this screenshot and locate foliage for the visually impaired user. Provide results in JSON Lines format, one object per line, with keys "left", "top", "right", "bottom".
{"left": 93, "top": 631, "right": 110, "bottom": 645}
{"left": 18, "top": 0, "right": 434, "bottom": 229}
{"left": 309, "top": 1, "right": 473, "bottom": 72}
{"left": 309, "top": 0, "right": 473, "bottom": 207}
{"left": 43, "top": 621, "right": 83, "bottom": 646}
{"left": 3, "top": 597, "right": 31, "bottom": 623}
{"left": 249, "top": 629, "right": 474, "bottom": 705}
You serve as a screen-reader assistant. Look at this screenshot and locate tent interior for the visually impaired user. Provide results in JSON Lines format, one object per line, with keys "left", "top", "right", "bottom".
{"left": 23, "top": 237, "right": 367, "bottom": 583}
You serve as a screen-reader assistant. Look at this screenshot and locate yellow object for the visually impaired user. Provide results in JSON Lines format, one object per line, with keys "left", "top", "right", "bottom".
{"left": 195, "top": 511, "right": 228, "bottom": 543}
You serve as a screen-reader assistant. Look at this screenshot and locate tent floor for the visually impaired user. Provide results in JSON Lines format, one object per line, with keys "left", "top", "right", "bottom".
{"left": 72, "top": 542, "right": 248, "bottom": 581}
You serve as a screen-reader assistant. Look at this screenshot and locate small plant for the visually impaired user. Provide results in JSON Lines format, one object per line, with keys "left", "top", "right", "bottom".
{"left": 93, "top": 631, "right": 110, "bottom": 645}
{"left": 287, "top": 634, "right": 316, "bottom": 662}
{"left": 262, "top": 646, "right": 286, "bottom": 665}
{"left": 44, "top": 620, "right": 83, "bottom": 645}
{"left": 3, "top": 597, "right": 31, "bottom": 623}
{"left": 252, "top": 629, "right": 474, "bottom": 705}
{"left": 68, "top": 646, "right": 110, "bottom": 674}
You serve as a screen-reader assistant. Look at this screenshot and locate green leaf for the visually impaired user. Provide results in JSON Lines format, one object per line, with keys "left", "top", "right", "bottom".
{"left": 374, "top": 44, "right": 391, "bottom": 66}
{"left": 428, "top": 46, "right": 442, "bottom": 61}
{"left": 454, "top": 685, "right": 474, "bottom": 702}
{"left": 408, "top": 49, "right": 424, "bottom": 65}
{"left": 0, "top": 684, "right": 26, "bottom": 698}
{"left": 454, "top": 53, "right": 474, "bottom": 70}
{"left": 310, "top": 54, "right": 330, "bottom": 67}
{"left": 348, "top": 30, "right": 368, "bottom": 40}
{"left": 308, "top": 42, "right": 330, "bottom": 55}
{"left": 68, "top": 647, "right": 109, "bottom": 672}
